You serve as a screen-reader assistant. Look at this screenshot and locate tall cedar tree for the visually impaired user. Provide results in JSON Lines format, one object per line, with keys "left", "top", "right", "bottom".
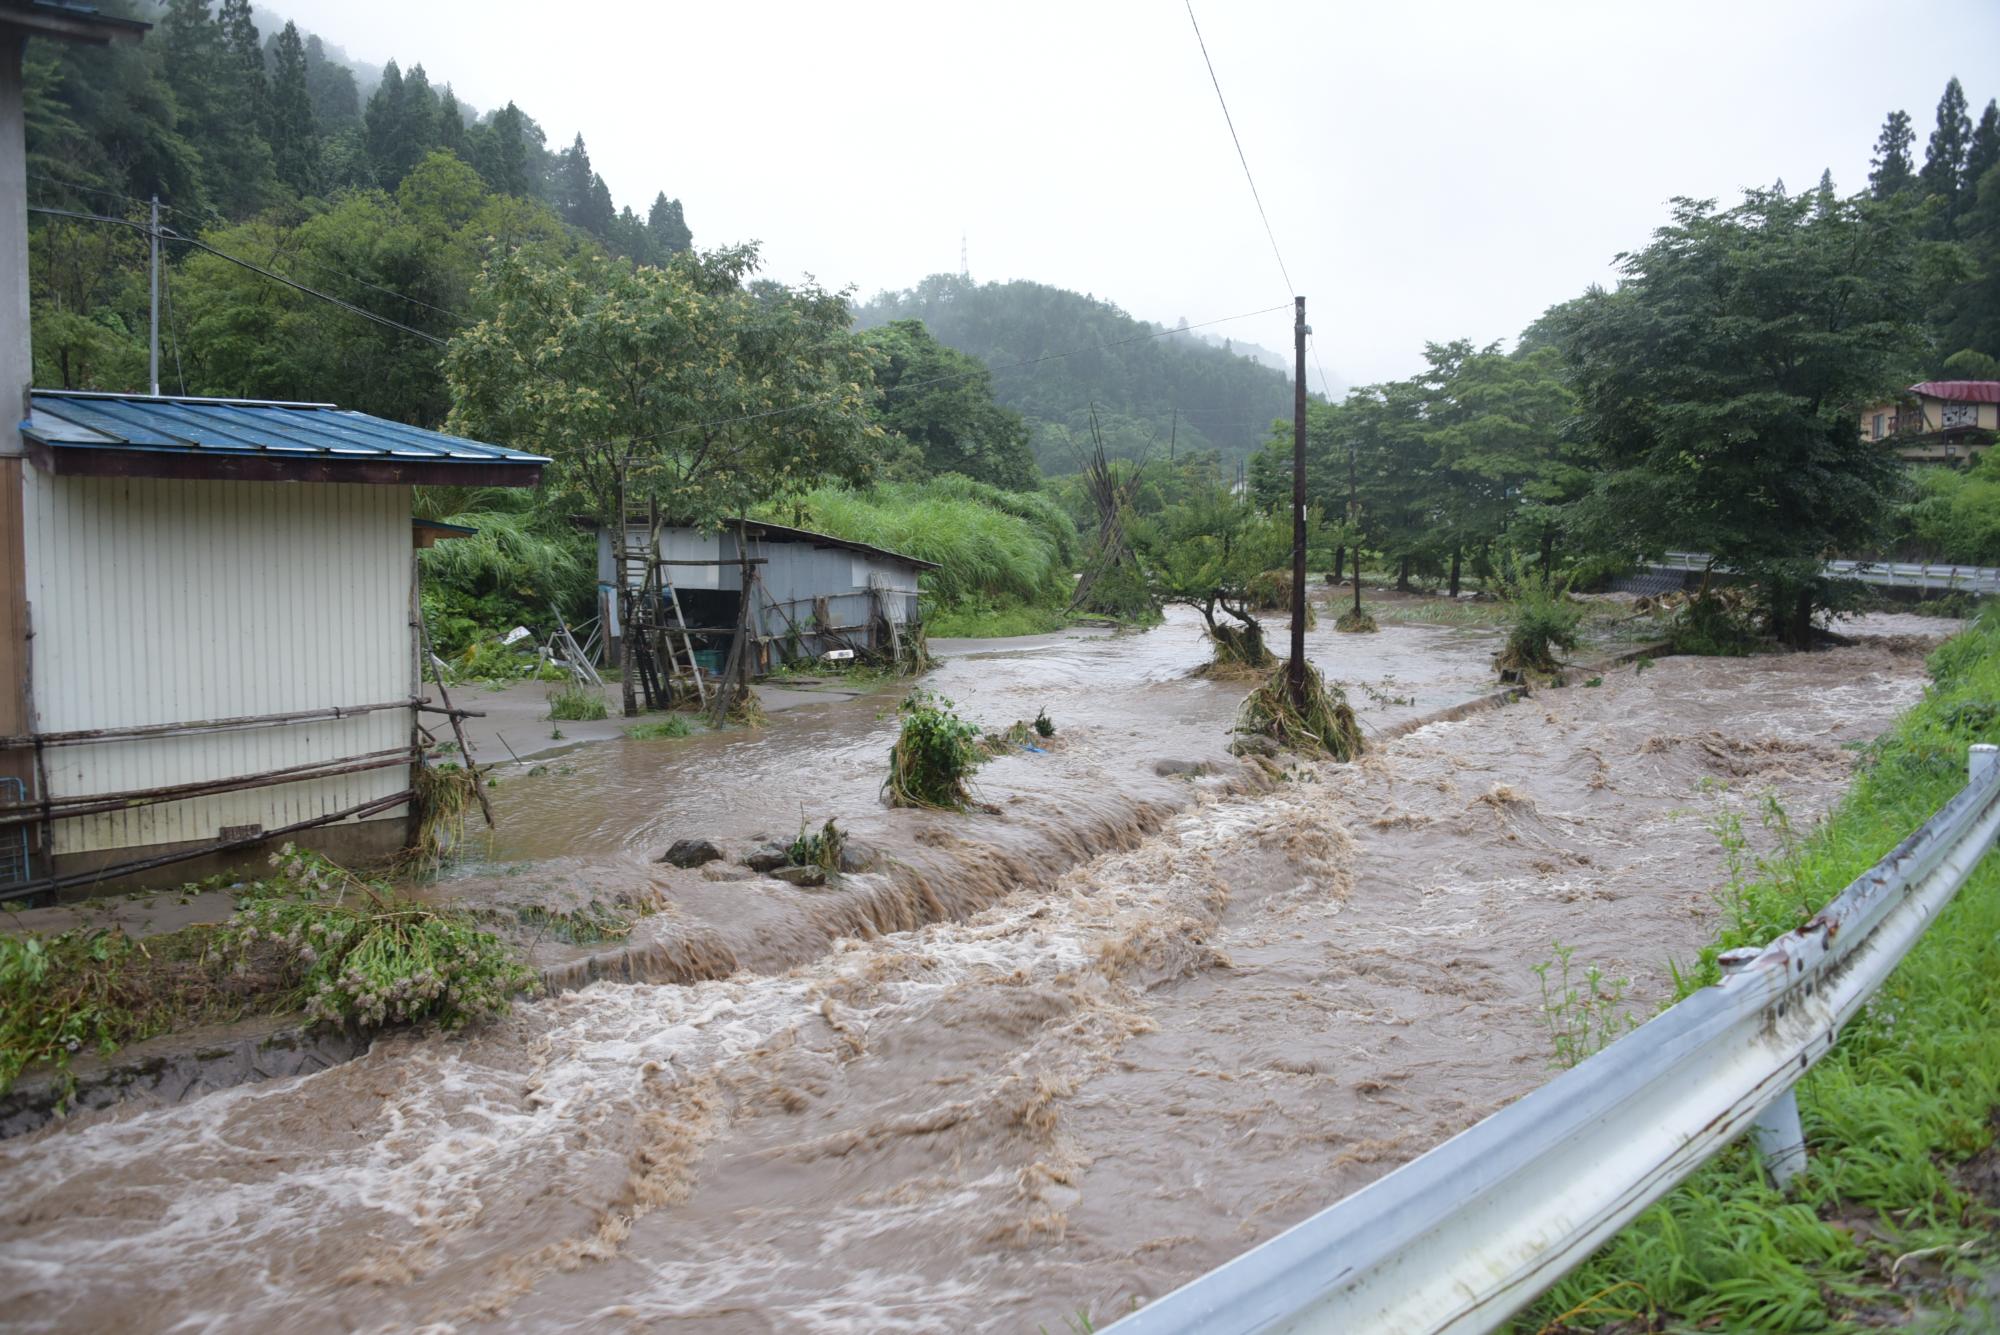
{"left": 1559, "top": 189, "right": 1935, "bottom": 646}
{"left": 1869, "top": 109, "right": 1916, "bottom": 198}
{"left": 1969, "top": 100, "right": 2000, "bottom": 193}
{"left": 268, "top": 22, "right": 319, "bottom": 195}
{"left": 1920, "top": 77, "right": 1973, "bottom": 237}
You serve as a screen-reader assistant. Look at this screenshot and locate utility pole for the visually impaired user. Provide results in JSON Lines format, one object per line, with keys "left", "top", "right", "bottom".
{"left": 1350, "top": 431, "right": 1363, "bottom": 621}
{"left": 1289, "top": 294, "right": 1307, "bottom": 707}
{"left": 148, "top": 194, "right": 159, "bottom": 396}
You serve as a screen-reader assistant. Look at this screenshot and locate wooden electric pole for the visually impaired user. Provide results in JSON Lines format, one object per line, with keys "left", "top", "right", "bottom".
{"left": 1289, "top": 295, "right": 1308, "bottom": 707}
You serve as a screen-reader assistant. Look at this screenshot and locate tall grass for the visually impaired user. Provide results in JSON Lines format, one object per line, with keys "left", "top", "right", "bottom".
{"left": 1520, "top": 611, "right": 2000, "bottom": 1331}
{"left": 768, "top": 479, "right": 1079, "bottom": 618}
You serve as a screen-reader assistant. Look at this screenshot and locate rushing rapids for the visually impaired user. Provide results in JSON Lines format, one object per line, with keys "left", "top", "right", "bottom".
{"left": 0, "top": 608, "right": 1946, "bottom": 1333}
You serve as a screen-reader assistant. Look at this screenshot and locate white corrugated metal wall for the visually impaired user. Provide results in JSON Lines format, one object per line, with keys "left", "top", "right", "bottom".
{"left": 21, "top": 473, "right": 413, "bottom": 855}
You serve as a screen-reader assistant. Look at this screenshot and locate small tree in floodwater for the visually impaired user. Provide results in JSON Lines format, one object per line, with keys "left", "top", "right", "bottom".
{"left": 1136, "top": 484, "right": 1320, "bottom": 674}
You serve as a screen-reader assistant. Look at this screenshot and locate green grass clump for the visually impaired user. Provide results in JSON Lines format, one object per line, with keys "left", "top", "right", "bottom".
{"left": 233, "top": 845, "right": 534, "bottom": 1031}
{"left": 787, "top": 817, "right": 847, "bottom": 872}
{"left": 546, "top": 682, "right": 609, "bottom": 721}
{"left": 624, "top": 716, "right": 692, "bottom": 740}
{"left": 1520, "top": 610, "right": 2000, "bottom": 1331}
{"left": 884, "top": 689, "right": 985, "bottom": 810}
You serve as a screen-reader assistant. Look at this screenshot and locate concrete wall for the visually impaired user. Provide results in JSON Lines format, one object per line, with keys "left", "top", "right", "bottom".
{"left": 20, "top": 473, "right": 413, "bottom": 859}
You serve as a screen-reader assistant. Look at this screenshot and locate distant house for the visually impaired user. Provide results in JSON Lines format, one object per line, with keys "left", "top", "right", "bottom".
{"left": 1859, "top": 381, "right": 1999, "bottom": 465}
{"left": 597, "top": 518, "right": 938, "bottom": 677}
{"left": 1, "top": 392, "right": 545, "bottom": 899}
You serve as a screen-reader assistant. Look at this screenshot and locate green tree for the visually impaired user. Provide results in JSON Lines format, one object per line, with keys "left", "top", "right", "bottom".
{"left": 1870, "top": 109, "right": 1917, "bottom": 199}
{"left": 445, "top": 242, "right": 881, "bottom": 534}
{"left": 363, "top": 59, "right": 438, "bottom": 189}
{"left": 1920, "top": 77, "right": 1973, "bottom": 237}
{"left": 1969, "top": 99, "right": 2000, "bottom": 189}
{"left": 302, "top": 32, "right": 359, "bottom": 129}
{"left": 471, "top": 101, "right": 533, "bottom": 197}
{"left": 160, "top": 0, "right": 275, "bottom": 215}
{"left": 1558, "top": 188, "right": 1937, "bottom": 646}
{"left": 267, "top": 21, "right": 319, "bottom": 196}
{"left": 647, "top": 192, "right": 692, "bottom": 254}
{"left": 863, "top": 320, "right": 1037, "bottom": 489}
{"left": 1135, "top": 481, "right": 1305, "bottom": 668}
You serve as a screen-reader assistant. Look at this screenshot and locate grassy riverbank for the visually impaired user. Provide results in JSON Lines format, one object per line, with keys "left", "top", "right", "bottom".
{"left": 1525, "top": 613, "right": 2000, "bottom": 1332}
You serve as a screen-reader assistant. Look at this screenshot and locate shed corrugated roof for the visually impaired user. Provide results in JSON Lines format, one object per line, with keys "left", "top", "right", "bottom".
{"left": 23, "top": 391, "right": 547, "bottom": 486}
{"left": 1910, "top": 381, "right": 2000, "bottom": 405}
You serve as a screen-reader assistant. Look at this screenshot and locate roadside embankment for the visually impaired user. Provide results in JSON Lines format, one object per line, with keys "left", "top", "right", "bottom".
{"left": 1523, "top": 610, "right": 2000, "bottom": 1333}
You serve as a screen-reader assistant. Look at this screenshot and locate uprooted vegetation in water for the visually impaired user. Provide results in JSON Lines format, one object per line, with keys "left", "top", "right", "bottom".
{"left": 786, "top": 817, "right": 847, "bottom": 873}
{"left": 408, "top": 760, "right": 482, "bottom": 876}
{"left": 884, "top": 689, "right": 986, "bottom": 810}
{"left": 1520, "top": 609, "right": 2000, "bottom": 1332}
{"left": 0, "top": 846, "right": 534, "bottom": 1100}
{"left": 1234, "top": 660, "right": 1362, "bottom": 761}
{"left": 1493, "top": 575, "right": 1584, "bottom": 681}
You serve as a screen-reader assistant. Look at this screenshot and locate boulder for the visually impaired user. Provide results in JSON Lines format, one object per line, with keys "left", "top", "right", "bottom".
{"left": 1154, "top": 758, "right": 1213, "bottom": 777}
{"left": 657, "top": 838, "right": 723, "bottom": 868}
{"left": 700, "top": 864, "right": 757, "bottom": 883}
{"left": 1228, "top": 733, "right": 1280, "bottom": 758}
{"left": 837, "top": 840, "right": 880, "bottom": 874}
{"left": 742, "top": 843, "right": 792, "bottom": 872}
{"left": 769, "top": 864, "right": 827, "bottom": 888}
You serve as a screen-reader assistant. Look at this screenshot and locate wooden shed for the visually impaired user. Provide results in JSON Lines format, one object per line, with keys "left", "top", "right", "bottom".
{"left": 0, "top": 391, "right": 546, "bottom": 900}
{"left": 597, "top": 518, "right": 939, "bottom": 680}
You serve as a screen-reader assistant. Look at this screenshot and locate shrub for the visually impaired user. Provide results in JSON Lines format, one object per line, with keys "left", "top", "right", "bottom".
{"left": 884, "top": 689, "right": 985, "bottom": 810}
{"left": 1235, "top": 660, "right": 1362, "bottom": 760}
{"left": 232, "top": 846, "right": 533, "bottom": 1031}
{"left": 1669, "top": 592, "right": 1759, "bottom": 657}
{"left": 546, "top": 682, "right": 608, "bottom": 721}
{"left": 787, "top": 817, "right": 846, "bottom": 872}
{"left": 1494, "top": 578, "right": 1583, "bottom": 680}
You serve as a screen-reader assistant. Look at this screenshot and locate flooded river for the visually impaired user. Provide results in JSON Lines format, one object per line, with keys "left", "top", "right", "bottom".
{"left": 0, "top": 608, "right": 1945, "bottom": 1332}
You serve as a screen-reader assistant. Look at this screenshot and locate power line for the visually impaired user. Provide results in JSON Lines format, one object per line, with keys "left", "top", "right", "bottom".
{"left": 164, "top": 231, "right": 448, "bottom": 346}
{"left": 26, "top": 205, "right": 448, "bottom": 347}
{"left": 1184, "top": 0, "right": 1296, "bottom": 298}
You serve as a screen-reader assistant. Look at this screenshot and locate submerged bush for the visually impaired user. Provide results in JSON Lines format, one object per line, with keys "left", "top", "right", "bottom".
{"left": 787, "top": 817, "right": 846, "bottom": 872}
{"left": 884, "top": 689, "right": 985, "bottom": 810}
{"left": 233, "top": 846, "right": 533, "bottom": 1031}
{"left": 1235, "top": 660, "right": 1362, "bottom": 760}
{"left": 1494, "top": 578, "right": 1583, "bottom": 679}
{"left": 1668, "top": 591, "right": 1759, "bottom": 657}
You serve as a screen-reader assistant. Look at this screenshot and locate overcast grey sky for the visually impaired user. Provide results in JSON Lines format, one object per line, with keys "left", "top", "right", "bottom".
{"left": 269, "top": 0, "right": 1999, "bottom": 388}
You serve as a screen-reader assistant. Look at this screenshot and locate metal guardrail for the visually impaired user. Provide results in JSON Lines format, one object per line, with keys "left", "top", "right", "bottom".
{"left": 1110, "top": 744, "right": 2000, "bottom": 1335}
{"left": 1659, "top": 551, "right": 2000, "bottom": 596}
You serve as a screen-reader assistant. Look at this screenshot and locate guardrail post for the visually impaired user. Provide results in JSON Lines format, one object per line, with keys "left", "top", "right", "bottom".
{"left": 1972, "top": 744, "right": 1999, "bottom": 788}
{"left": 1717, "top": 947, "right": 1808, "bottom": 1190}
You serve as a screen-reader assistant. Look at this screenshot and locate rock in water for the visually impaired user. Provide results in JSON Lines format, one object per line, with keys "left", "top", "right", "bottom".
{"left": 838, "top": 840, "right": 879, "bottom": 874}
{"left": 658, "top": 838, "right": 723, "bottom": 868}
{"left": 769, "top": 864, "right": 827, "bottom": 887}
{"left": 742, "top": 843, "right": 792, "bottom": 872}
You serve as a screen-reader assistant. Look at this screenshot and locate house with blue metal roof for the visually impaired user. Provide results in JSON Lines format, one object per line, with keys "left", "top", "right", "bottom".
{"left": 1, "top": 391, "right": 546, "bottom": 899}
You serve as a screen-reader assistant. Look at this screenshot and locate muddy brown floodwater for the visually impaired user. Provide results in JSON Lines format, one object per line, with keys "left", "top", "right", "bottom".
{"left": 0, "top": 611, "right": 1946, "bottom": 1333}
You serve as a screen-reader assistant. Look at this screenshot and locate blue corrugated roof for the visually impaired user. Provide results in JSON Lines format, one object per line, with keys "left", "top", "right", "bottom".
{"left": 23, "top": 391, "right": 549, "bottom": 471}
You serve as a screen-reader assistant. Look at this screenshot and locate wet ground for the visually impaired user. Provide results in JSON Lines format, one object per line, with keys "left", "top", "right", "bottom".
{"left": 0, "top": 605, "right": 1953, "bottom": 1333}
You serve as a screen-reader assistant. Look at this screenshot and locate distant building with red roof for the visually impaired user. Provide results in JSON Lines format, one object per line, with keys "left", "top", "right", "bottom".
{"left": 1859, "top": 381, "right": 1999, "bottom": 465}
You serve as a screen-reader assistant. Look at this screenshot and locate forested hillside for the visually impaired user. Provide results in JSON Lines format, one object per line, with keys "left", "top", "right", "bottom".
{"left": 855, "top": 275, "right": 1297, "bottom": 472}
{"left": 24, "top": 0, "right": 687, "bottom": 421}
